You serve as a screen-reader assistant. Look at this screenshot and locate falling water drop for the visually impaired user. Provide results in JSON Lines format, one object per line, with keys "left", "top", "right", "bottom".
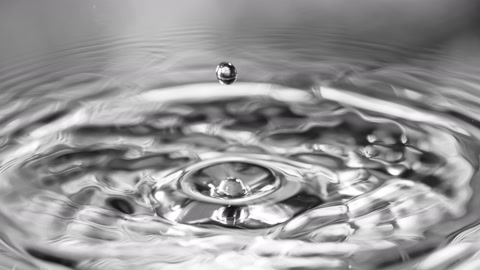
{"left": 216, "top": 62, "right": 237, "bottom": 85}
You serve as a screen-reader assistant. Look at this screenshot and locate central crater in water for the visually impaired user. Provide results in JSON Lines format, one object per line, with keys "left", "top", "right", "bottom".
{"left": 0, "top": 83, "right": 476, "bottom": 269}
{"left": 152, "top": 158, "right": 323, "bottom": 228}
{"left": 185, "top": 161, "right": 277, "bottom": 201}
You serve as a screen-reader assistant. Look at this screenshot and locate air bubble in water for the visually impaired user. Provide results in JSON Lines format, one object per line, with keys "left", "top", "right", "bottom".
{"left": 216, "top": 62, "right": 237, "bottom": 85}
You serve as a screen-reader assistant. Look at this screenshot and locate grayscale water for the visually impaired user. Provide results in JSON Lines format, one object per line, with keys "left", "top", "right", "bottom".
{"left": 2, "top": 1, "right": 480, "bottom": 270}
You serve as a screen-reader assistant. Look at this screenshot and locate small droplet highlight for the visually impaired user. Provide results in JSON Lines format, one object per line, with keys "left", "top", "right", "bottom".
{"left": 215, "top": 177, "right": 249, "bottom": 198}
{"left": 216, "top": 62, "right": 237, "bottom": 85}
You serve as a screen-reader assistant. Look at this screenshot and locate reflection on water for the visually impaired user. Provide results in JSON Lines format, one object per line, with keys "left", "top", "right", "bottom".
{"left": 0, "top": 81, "right": 479, "bottom": 270}
{"left": 1, "top": 1, "right": 480, "bottom": 269}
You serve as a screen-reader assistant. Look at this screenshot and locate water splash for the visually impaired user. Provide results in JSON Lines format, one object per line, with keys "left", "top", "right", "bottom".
{"left": 214, "top": 177, "right": 250, "bottom": 198}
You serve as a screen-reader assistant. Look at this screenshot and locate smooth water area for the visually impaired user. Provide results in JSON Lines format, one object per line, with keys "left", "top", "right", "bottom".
{"left": 2, "top": 2, "right": 480, "bottom": 268}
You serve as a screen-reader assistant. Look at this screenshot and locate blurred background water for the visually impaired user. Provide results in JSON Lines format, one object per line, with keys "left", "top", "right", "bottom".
{"left": 1, "top": 1, "right": 480, "bottom": 269}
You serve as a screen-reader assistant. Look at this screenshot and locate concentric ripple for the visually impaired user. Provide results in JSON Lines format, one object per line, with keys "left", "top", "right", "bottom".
{"left": 0, "top": 83, "right": 478, "bottom": 270}
{"left": 152, "top": 156, "right": 323, "bottom": 228}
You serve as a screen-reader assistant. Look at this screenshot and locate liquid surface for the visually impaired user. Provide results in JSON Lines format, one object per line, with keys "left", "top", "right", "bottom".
{"left": 0, "top": 78, "right": 479, "bottom": 270}
{"left": 1, "top": 2, "right": 480, "bottom": 267}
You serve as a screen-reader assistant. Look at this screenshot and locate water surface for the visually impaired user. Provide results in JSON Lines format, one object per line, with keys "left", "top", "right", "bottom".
{"left": 1, "top": 1, "right": 480, "bottom": 269}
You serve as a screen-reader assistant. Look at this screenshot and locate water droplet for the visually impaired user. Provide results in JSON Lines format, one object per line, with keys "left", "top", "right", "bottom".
{"left": 361, "top": 145, "right": 378, "bottom": 158}
{"left": 214, "top": 177, "right": 249, "bottom": 198}
{"left": 216, "top": 62, "right": 237, "bottom": 85}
